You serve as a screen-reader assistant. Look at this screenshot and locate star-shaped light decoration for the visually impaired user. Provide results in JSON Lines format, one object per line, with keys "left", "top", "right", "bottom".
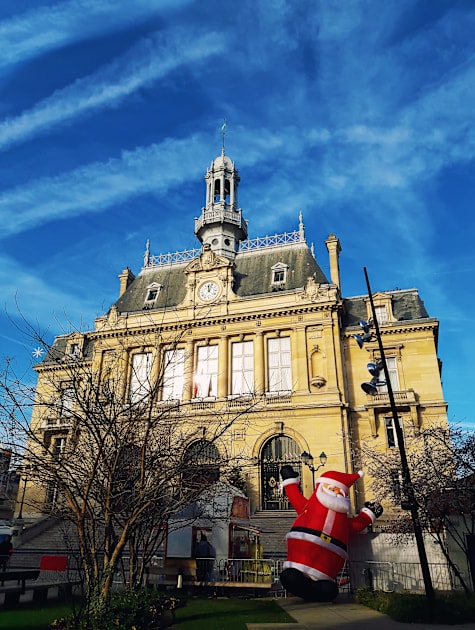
{"left": 32, "top": 347, "right": 44, "bottom": 359}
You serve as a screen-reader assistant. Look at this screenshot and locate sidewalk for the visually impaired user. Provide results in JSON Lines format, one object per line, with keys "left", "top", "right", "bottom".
{"left": 247, "top": 596, "right": 475, "bottom": 629}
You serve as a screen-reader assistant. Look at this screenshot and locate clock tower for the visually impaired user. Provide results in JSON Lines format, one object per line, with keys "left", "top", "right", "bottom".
{"left": 194, "top": 148, "right": 248, "bottom": 261}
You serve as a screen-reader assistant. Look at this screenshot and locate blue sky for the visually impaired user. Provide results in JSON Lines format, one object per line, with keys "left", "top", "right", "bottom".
{"left": 0, "top": 0, "right": 474, "bottom": 429}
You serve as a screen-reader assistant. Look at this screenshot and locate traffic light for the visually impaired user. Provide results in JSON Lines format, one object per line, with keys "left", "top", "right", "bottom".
{"left": 361, "top": 360, "right": 386, "bottom": 395}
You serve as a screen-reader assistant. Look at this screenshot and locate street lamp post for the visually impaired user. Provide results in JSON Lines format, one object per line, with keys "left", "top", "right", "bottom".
{"left": 300, "top": 451, "right": 327, "bottom": 487}
{"left": 17, "top": 471, "right": 28, "bottom": 520}
{"left": 362, "top": 267, "right": 435, "bottom": 600}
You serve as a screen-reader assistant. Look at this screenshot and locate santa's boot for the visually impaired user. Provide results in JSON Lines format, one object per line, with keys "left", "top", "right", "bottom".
{"left": 280, "top": 568, "right": 338, "bottom": 602}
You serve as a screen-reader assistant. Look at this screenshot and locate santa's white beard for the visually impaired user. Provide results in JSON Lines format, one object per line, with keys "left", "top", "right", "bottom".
{"left": 316, "top": 484, "right": 350, "bottom": 514}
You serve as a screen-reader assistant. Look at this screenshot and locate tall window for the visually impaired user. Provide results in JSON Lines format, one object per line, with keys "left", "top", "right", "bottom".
{"left": 385, "top": 416, "right": 403, "bottom": 448}
{"left": 162, "top": 348, "right": 185, "bottom": 401}
{"left": 52, "top": 436, "right": 66, "bottom": 460}
{"left": 130, "top": 352, "right": 152, "bottom": 403}
{"left": 267, "top": 337, "right": 292, "bottom": 393}
{"left": 231, "top": 341, "right": 254, "bottom": 395}
{"left": 378, "top": 357, "right": 400, "bottom": 393}
{"left": 61, "top": 387, "right": 75, "bottom": 418}
{"left": 194, "top": 346, "right": 218, "bottom": 398}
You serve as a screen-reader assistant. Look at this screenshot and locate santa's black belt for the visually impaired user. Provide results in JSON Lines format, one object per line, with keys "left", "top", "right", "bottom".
{"left": 290, "top": 526, "right": 347, "bottom": 552}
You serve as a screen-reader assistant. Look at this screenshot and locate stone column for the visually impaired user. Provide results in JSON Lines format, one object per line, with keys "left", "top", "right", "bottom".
{"left": 218, "top": 335, "right": 228, "bottom": 398}
{"left": 254, "top": 331, "right": 265, "bottom": 395}
{"left": 183, "top": 339, "right": 194, "bottom": 401}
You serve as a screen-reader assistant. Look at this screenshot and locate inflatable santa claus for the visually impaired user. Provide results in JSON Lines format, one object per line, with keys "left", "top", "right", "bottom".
{"left": 280, "top": 466, "right": 383, "bottom": 602}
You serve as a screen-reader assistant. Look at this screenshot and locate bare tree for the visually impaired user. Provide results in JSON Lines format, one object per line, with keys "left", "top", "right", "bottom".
{"left": 0, "top": 319, "right": 257, "bottom": 613}
{"left": 356, "top": 423, "right": 475, "bottom": 594}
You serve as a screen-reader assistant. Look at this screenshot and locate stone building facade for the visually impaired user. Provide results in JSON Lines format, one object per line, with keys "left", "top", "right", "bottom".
{"left": 26, "top": 148, "right": 448, "bottom": 525}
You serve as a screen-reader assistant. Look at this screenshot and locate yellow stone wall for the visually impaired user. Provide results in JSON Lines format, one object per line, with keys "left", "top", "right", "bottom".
{"left": 23, "top": 259, "right": 449, "bottom": 521}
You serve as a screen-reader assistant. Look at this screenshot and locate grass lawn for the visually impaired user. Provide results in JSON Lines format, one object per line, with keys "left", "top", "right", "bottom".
{"left": 0, "top": 596, "right": 295, "bottom": 630}
{"left": 172, "top": 597, "right": 296, "bottom": 629}
{"left": 0, "top": 599, "right": 76, "bottom": 630}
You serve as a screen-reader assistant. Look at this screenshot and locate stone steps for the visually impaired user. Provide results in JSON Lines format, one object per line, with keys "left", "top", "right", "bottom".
{"left": 250, "top": 510, "right": 296, "bottom": 557}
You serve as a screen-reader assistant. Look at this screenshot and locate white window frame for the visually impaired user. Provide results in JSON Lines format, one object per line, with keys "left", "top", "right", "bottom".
{"left": 374, "top": 305, "right": 389, "bottom": 325}
{"left": 378, "top": 357, "right": 400, "bottom": 393}
{"left": 162, "top": 348, "right": 185, "bottom": 401}
{"left": 267, "top": 337, "right": 292, "bottom": 394}
{"left": 271, "top": 263, "right": 289, "bottom": 287}
{"left": 130, "top": 352, "right": 153, "bottom": 403}
{"left": 52, "top": 436, "right": 66, "bottom": 460}
{"left": 61, "top": 387, "right": 75, "bottom": 418}
{"left": 194, "top": 345, "right": 218, "bottom": 398}
{"left": 385, "top": 416, "right": 403, "bottom": 448}
{"left": 231, "top": 341, "right": 254, "bottom": 396}
{"left": 144, "top": 283, "right": 162, "bottom": 308}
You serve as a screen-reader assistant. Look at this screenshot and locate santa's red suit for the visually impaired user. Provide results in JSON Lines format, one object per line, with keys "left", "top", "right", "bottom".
{"left": 282, "top": 470, "right": 377, "bottom": 583}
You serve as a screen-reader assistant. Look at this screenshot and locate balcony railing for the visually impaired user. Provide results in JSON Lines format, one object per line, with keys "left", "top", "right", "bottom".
{"left": 365, "top": 389, "right": 417, "bottom": 407}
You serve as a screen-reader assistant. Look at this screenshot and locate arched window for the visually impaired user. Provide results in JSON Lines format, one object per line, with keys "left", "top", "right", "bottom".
{"left": 214, "top": 180, "right": 221, "bottom": 202}
{"left": 261, "top": 435, "right": 301, "bottom": 510}
{"left": 183, "top": 439, "right": 220, "bottom": 489}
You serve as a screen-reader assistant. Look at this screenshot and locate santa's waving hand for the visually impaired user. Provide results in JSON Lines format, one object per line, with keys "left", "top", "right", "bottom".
{"left": 279, "top": 466, "right": 383, "bottom": 602}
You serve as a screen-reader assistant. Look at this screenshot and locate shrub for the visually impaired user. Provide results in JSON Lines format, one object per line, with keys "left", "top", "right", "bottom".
{"left": 355, "top": 587, "right": 475, "bottom": 624}
{"left": 50, "top": 588, "right": 183, "bottom": 630}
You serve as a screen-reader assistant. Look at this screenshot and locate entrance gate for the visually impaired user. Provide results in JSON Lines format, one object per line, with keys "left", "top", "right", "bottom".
{"left": 261, "top": 435, "right": 301, "bottom": 510}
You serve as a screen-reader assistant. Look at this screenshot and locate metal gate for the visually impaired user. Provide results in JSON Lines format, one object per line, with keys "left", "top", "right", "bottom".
{"left": 261, "top": 436, "right": 301, "bottom": 510}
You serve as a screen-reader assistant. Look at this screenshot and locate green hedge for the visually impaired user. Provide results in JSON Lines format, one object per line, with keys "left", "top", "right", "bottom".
{"left": 355, "top": 587, "right": 475, "bottom": 624}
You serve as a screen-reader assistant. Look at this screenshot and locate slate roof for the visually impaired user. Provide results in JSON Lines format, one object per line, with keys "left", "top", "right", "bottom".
{"left": 40, "top": 335, "right": 95, "bottom": 366}
{"left": 113, "top": 241, "right": 329, "bottom": 314}
{"left": 341, "top": 290, "right": 431, "bottom": 328}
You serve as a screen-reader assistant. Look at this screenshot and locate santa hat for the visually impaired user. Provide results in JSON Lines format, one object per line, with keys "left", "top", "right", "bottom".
{"left": 315, "top": 470, "right": 364, "bottom": 492}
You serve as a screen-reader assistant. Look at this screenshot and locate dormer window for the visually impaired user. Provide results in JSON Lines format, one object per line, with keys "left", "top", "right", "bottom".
{"left": 143, "top": 283, "right": 162, "bottom": 309}
{"left": 271, "top": 263, "right": 289, "bottom": 289}
{"left": 365, "top": 292, "right": 394, "bottom": 325}
{"left": 66, "top": 339, "right": 82, "bottom": 360}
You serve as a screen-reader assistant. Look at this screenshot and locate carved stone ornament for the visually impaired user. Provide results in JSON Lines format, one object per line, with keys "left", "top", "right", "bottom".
{"left": 300, "top": 278, "right": 338, "bottom": 302}
{"left": 201, "top": 244, "right": 216, "bottom": 270}
{"left": 97, "top": 305, "right": 126, "bottom": 330}
{"left": 310, "top": 375, "right": 327, "bottom": 388}
{"left": 184, "top": 244, "right": 232, "bottom": 274}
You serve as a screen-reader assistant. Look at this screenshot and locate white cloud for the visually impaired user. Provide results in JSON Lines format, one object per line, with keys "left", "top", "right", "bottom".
{"left": 0, "top": 0, "right": 192, "bottom": 69}
{"left": 0, "top": 253, "right": 98, "bottom": 334}
{"left": 0, "top": 29, "right": 226, "bottom": 150}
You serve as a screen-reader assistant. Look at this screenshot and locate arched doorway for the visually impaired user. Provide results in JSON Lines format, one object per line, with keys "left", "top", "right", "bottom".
{"left": 261, "top": 435, "right": 301, "bottom": 510}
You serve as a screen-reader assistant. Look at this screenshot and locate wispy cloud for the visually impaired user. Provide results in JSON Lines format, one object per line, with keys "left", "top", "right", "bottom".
{"left": 0, "top": 0, "right": 191, "bottom": 70}
{"left": 0, "top": 253, "right": 98, "bottom": 334}
{"left": 0, "top": 29, "right": 226, "bottom": 150}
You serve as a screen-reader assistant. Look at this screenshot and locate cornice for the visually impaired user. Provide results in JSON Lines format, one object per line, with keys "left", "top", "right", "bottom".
{"left": 343, "top": 319, "right": 438, "bottom": 338}
{"left": 90, "top": 302, "right": 342, "bottom": 342}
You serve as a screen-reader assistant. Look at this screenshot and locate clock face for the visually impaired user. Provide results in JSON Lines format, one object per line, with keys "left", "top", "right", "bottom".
{"left": 199, "top": 281, "right": 219, "bottom": 302}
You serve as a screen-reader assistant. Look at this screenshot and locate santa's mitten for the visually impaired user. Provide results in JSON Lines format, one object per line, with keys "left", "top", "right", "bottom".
{"left": 364, "top": 501, "right": 383, "bottom": 518}
{"left": 280, "top": 465, "right": 299, "bottom": 480}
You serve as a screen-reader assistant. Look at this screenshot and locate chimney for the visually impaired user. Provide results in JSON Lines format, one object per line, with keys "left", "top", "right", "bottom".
{"left": 118, "top": 267, "right": 135, "bottom": 297}
{"left": 325, "top": 234, "right": 342, "bottom": 291}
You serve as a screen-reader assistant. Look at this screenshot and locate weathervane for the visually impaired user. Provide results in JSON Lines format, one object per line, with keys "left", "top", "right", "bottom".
{"left": 221, "top": 119, "right": 227, "bottom": 153}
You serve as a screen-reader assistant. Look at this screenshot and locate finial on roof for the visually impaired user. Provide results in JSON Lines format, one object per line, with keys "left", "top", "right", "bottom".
{"left": 144, "top": 239, "right": 150, "bottom": 267}
{"left": 299, "top": 211, "right": 305, "bottom": 241}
